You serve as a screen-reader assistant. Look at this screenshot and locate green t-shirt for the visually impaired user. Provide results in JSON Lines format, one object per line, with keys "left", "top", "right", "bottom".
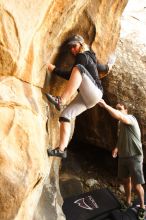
{"left": 117, "top": 114, "right": 143, "bottom": 158}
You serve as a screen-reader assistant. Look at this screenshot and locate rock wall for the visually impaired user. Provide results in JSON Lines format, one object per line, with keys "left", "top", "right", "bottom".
{"left": 0, "top": 0, "right": 127, "bottom": 219}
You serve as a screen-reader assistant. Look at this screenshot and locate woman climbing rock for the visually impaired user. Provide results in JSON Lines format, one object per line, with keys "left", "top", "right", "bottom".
{"left": 45, "top": 34, "right": 114, "bottom": 158}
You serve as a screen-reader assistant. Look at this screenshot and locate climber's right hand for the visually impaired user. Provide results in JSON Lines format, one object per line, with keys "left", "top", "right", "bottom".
{"left": 48, "top": 63, "right": 56, "bottom": 72}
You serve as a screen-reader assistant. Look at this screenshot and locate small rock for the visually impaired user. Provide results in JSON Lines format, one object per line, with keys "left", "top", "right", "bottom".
{"left": 119, "top": 184, "right": 125, "bottom": 193}
{"left": 85, "top": 179, "right": 98, "bottom": 187}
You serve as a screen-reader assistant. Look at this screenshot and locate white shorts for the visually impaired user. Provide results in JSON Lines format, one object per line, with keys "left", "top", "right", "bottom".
{"left": 60, "top": 65, "right": 103, "bottom": 122}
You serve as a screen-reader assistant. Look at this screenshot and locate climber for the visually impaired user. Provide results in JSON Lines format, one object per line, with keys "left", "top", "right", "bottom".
{"left": 45, "top": 34, "right": 115, "bottom": 159}
{"left": 98, "top": 99, "right": 145, "bottom": 220}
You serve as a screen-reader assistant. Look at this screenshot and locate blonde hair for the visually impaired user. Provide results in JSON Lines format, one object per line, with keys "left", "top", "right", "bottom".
{"left": 79, "top": 42, "right": 90, "bottom": 53}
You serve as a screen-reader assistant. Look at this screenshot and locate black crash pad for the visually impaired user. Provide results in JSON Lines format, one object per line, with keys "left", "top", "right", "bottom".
{"left": 110, "top": 208, "right": 138, "bottom": 220}
{"left": 62, "top": 188, "right": 121, "bottom": 220}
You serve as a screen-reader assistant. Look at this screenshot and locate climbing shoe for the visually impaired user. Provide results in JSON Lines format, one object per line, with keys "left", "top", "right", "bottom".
{"left": 45, "top": 93, "right": 62, "bottom": 111}
{"left": 47, "top": 147, "right": 67, "bottom": 159}
{"left": 137, "top": 207, "right": 145, "bottom": 220}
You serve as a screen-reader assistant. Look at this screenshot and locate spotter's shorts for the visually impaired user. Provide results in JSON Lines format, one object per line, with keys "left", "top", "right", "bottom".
{"left": 118, "top": 156, "right": 145, "bottom": 184}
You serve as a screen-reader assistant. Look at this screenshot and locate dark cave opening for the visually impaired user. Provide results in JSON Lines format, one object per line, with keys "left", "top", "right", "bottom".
{"left": 59, "top": 126, "right": 119, "bottom": 200}
{"left": 59, "top": 104, "right": 119, "bottom": 197}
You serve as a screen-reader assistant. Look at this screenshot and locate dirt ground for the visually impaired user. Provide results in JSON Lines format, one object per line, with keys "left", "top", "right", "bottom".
{"left": 60, "top": 142, "right": 146, "bottom": 204}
